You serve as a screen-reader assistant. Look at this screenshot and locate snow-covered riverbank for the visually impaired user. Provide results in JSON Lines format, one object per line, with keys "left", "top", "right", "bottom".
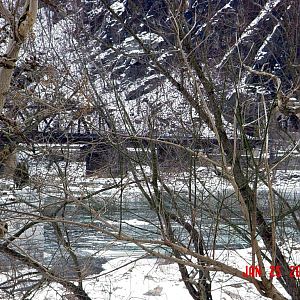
{"left": 29, "top": 244, "right": 299, "bottom": 300}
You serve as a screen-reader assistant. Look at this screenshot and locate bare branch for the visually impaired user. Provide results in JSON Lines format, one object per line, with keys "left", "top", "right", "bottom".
{"left": 0, "top": 1, "right": 13, "bottom": 23}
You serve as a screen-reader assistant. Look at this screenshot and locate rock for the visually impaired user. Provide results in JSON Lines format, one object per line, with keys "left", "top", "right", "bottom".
{"left": 144, "top": 286, "right": 163, "bottom": 296}
{"left": 50, "top": 255, "right": 107, "bottom": 280}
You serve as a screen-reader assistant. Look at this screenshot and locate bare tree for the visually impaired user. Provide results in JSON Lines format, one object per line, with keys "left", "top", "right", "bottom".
{"left": 0, "top": 1, "right": 299, "bottom": 300}
{"left": 0, "top": 0, "right": 38, "bottom": 177}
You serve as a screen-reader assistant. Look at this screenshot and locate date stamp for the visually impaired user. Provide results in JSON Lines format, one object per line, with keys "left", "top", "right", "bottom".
{"left": 242, "top": 265, "right": 300, "bottom": 278}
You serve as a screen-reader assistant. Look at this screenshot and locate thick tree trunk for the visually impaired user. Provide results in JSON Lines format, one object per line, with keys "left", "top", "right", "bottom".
{"left": 182, "top": 49, "right": 300, "bottom": 299}
{"left": 0, "top": 0, "right": 39, "bottom": 110}
{"left": 0, "top": 0, "right": 38, "bottom": 177}
{"left": 218, "top": 118, "right": 300, "bottom": 300}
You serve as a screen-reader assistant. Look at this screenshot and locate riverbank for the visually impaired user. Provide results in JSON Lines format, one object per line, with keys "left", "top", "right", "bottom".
{"left": 28, "top": 244, "right": 299, "bottom": 300}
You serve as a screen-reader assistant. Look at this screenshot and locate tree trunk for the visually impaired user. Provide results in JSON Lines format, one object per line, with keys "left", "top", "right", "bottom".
{"left": 0, "top": 0, "right": 38, "bottom": 177}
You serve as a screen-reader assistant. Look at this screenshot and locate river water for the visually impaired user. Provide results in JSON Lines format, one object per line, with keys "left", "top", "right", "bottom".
{"left": 1, "top": 176, "right": 299, "bottom": 263}
{"left": 43, "top": 186, "right": 299, "bottom": 260}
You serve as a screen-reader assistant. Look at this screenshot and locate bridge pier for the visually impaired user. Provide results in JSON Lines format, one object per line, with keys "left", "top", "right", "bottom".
{"left": 82, "top": 144, "right": 127, "bottom": 177}
{"left": 157, "top": 144, "right": 191, "bottom": 171}
{"left": 0, "top": 144, "right": 16, "bottom": 179}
